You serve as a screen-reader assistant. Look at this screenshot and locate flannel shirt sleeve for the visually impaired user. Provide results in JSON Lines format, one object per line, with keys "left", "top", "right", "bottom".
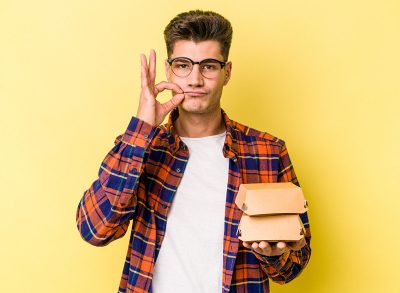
{"left": 76, "top": 116, "right": 157, "bottom": 246}
{"left": 251, "top": 142, "right": 312, "bottom": 284}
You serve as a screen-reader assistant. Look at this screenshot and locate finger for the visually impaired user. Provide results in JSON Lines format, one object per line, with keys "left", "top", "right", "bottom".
{"left": 251, "top": 242, "right": 264, "bottom": 255}
{"left": 288, "top": 238, "right": 306, "bottom": 251}
{"left": 160, "top": 93, "right": 184, "bottom": 114}
{"left": 149, "top": 49, "right": 156, "bottom": 86}
{"left": 155, "top": 81, "right": 183, "bottom": 95}
{"left": 271, "top": 242, "right": 289, "bottom": 256}
{"left": 140, "top": 54, "right": 150, "bottom": 89}
{"left": 259, "top": 241, "right": 268, "bottom": 249}
{"left": 260, "top": 241, "right": 273, "bottom": 255}
{"left": 276, "top": 242, "right": 287, "bottom": 250}
{"left": 242, "top": 241, "right": 251, "bottom": 248}
{"left": 288, "top": 238, "right": 304, "bottom": 250}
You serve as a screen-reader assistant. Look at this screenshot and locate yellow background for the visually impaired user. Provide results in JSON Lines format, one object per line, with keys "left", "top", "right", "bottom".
{"left": 1, "top": 0, "right": 399, "bottom": 292}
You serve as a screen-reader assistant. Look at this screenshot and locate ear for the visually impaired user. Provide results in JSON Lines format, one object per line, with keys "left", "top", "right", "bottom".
{"left": 223, "top": 62, "right": 232, "bottom": 86}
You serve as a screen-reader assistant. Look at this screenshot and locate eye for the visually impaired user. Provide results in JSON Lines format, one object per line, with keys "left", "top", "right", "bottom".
{"left": 204, "top": 64, "right": 217, "bottom": 70}
{"left": 177, "top": 63, "right": 189, "bottom": 69}
{"left": 200, "top": 60, "right": 220, "bottom": 71}
{"left": 172, "top": 59, "right": 191, "bottom": 69}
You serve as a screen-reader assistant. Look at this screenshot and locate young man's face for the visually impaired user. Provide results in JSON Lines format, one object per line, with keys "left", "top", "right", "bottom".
{"left": 165, "top": 40, "right": 232, "bottom": 115}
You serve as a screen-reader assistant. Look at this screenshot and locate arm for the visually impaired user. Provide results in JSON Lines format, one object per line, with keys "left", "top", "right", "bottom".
{"left": 249, "top": 142, "right": 312, "bottom": 283}
{"left": 76, "top": 49, "right": 184, "bottom": 247}
{"left": 75, "top": 116, "right": 157, "bottom": 246}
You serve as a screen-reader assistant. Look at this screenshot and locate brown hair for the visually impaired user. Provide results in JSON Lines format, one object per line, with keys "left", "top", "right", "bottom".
{"left": 164, "top": 10, "right": 233, "bottom": 60}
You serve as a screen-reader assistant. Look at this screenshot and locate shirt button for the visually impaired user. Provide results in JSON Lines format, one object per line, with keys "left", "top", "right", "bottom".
{"left": 162, "top": 204, "right": 167, "bottom": 209}
{"left": 144, "top": 133, "right": 149, "bottom": 139}
{"left": 176, "top": 168, "right": 181, "bottom": 173}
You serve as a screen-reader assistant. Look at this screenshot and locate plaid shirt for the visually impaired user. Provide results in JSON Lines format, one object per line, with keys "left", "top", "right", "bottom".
{"left": 76, "top": 108, "right": 311, "bottom": 293}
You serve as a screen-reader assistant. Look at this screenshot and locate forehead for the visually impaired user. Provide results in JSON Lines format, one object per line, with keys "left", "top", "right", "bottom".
{"left": 170, "top": 40, "right": 223, "bottom": 60}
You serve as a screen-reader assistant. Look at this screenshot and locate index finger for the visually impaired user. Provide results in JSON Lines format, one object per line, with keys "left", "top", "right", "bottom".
{"left": 155, "top": 81, "right": 183, "bottom": 94}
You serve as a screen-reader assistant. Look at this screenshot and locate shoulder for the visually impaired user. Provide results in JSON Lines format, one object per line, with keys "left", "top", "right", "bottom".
{"left": 230, "top": 119, "right": 286, "bottom": 148}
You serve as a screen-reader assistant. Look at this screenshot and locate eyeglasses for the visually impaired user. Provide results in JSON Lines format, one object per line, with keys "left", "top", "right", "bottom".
{"left": 167, "top": 57, "right": 227, "bottom": 79}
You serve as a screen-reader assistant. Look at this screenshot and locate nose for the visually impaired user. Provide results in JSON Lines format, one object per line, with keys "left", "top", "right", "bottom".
{"left": 187, "top": 64, "right": 204, "bottom": 87}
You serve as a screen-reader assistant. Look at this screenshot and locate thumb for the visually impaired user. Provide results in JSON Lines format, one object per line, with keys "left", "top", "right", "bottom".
{"left": 161, "top": 93, "right": 185, "bottom": 114}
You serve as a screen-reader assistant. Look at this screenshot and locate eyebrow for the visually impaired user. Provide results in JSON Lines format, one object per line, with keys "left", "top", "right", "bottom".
{"left": 169, "top": 57, "right": 224, "bottom": 62}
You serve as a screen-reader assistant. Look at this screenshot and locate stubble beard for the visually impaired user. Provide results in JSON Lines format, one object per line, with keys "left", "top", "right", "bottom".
{"left": 180, "top": 91, "right": 223, "bottom": 115}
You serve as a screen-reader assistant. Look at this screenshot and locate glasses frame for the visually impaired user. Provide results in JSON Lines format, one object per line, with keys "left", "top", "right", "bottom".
{"left": 166, "top": 57, "right": 227, "bottom": 79}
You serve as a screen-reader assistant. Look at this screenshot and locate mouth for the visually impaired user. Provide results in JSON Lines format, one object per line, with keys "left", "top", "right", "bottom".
{"left": 184, "top": 91, "right": 207, "bottom": 97}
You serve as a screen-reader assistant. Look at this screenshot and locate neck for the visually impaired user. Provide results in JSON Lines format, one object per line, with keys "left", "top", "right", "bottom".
{"left": 174, "top": 107, "right": 226, "bottom": 138}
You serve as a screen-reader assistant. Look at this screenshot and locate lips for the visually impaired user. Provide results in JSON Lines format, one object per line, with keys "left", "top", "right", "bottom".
{"left": 184, "top": 91, "right": 207, "bottom": 97}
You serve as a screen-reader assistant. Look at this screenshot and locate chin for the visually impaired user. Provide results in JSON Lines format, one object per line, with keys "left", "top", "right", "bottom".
{"left": 180, "top": 99, "right": 207, "bottom": 114}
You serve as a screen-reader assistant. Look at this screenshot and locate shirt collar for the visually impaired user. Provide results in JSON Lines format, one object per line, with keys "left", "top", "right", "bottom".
{"left": 165, "top": 107, "right": 239, "bottom": 159}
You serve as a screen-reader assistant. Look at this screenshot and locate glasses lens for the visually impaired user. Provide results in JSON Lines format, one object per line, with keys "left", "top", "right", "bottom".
{"left": 199, "top": 60, "right": 222, "bottom": 79}
{"left": 171, "top": 58, "right": 192, "bottom": 77}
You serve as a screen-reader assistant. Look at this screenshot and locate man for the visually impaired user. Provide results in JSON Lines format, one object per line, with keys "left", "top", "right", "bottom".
{"left": 76, "top": 10, "right": 311, "bottom": 293}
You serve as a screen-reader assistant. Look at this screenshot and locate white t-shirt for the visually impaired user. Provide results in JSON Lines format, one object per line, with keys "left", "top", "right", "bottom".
{"left": 151, "top": 131, "right": 229, "bottom": 293}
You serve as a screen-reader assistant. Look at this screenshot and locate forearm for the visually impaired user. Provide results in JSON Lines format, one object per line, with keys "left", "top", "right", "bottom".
{"left": 252, "top": 140, "right": 311, "bottom": 282}
{"left": 76, "top": 116, "right": 157, "bottom": 246}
